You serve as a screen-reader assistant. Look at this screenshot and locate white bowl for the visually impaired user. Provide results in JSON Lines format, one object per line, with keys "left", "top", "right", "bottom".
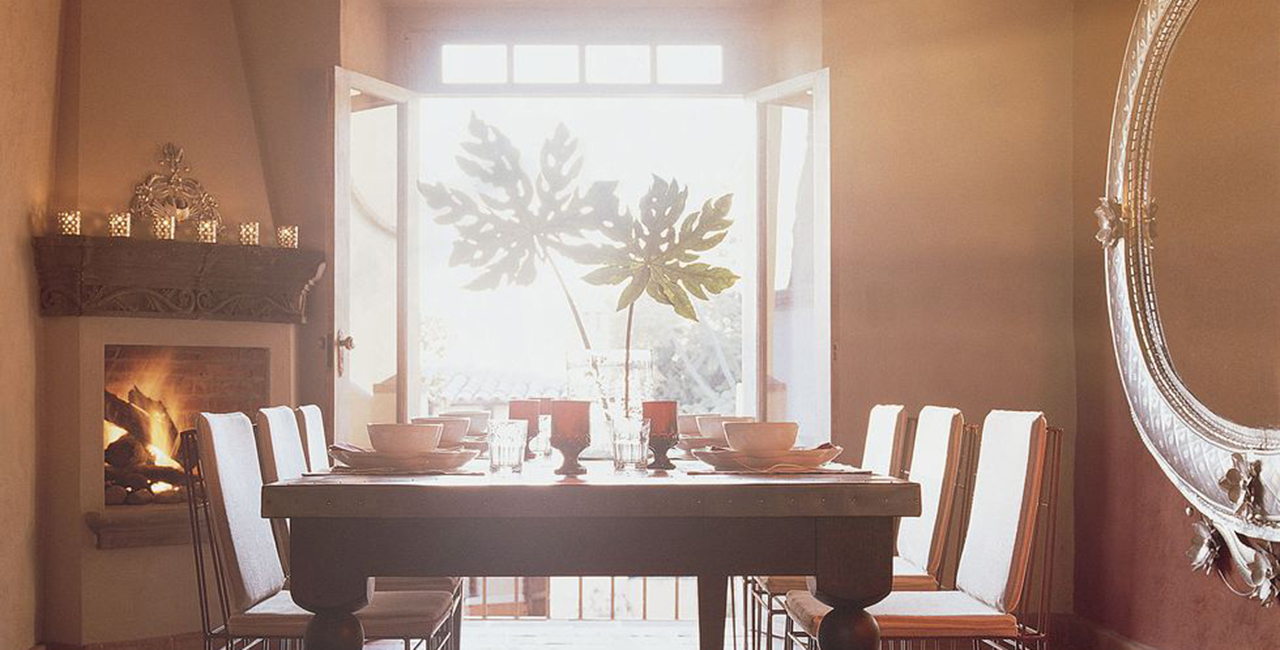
{"left": 366, "top": 423, "right": 443, "bottom": 454}
{"left": 723, "top": 421, "right": 799, "bottom": 454}
{"left": 677, "top": 413, "right": 715, "bottom": 436}
{"left": 695, "top": 415, "right": 756, "bottom": 445}
{"left": 439, "top": 410, "right": 491, "bottom": 435}
{"left": 411, "top": 417, "right": 470, "bottom": 446}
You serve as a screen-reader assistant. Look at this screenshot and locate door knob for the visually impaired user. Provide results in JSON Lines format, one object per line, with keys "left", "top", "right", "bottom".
{"left": 336, "top": 331, "right": 355, "bottom": 377}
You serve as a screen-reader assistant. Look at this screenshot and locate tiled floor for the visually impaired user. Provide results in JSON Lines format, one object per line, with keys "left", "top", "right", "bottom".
{"left": 460, "top": 620, "right": 734, "bottom": 649}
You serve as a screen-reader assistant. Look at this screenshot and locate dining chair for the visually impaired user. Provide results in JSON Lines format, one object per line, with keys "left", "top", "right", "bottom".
{"left": 185, "top": 412, "right": 455, "bottom": 650}
{"left": 891, "top": 405, "right": 965, "bottom": 592}
{"left": 745, "top": 404, "right": 916, "bottom": 649}
{"left": 271, "top": 405, "right": 466, "bottom": 649}
{"left": 861, "top": 403, "right": 906, "bottom": 477}
{"left": 297, "top": 403, "right": 329, "bottom": 472}
{"left": 782, "top": 410, "right": 1063, "bottom": 650}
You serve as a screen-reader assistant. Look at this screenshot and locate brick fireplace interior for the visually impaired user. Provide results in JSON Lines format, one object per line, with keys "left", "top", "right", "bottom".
{"left": 102, "top": 345, "right": 270, "bottom": 508}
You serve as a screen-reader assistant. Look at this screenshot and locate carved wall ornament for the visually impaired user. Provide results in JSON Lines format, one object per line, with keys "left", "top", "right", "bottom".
{"left": 1102, "top": 0, "right": 1280, "bottom": 604}
{"left": 129, "top": 143, "right": 222, "bottom": 234}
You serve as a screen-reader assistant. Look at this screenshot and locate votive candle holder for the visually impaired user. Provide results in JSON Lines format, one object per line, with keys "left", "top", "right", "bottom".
{"left": 56, "top": 211, "right": 81, "bottom": 236}
{"left": 152, "top": 215, "right": 176, "bottom": 240}
{"left": 276, "top": 225, "right": 299, "bottom": 249}
{"left": 238, "top": 221, "right": 260, "bottom": 246}
{"left": 196, "top": 219, "right": 218, "bottom": 244}
{"left": 107, "top": 212, "right": 131, "bottom": 238}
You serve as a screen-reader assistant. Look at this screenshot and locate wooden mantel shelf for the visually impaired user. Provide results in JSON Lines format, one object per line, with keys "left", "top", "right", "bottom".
{"left": 32, "top": 236, "right": 326, "bottom": 323}
{"left": 85, "top": 504, "right": 198, "bottom": 550}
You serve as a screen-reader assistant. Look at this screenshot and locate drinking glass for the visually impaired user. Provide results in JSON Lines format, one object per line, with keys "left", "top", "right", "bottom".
{"left": 643, "top": 401, "right": 678, "bottom": 470}
{"left": 487, "top": 419, "right": 528, "bottom": 474}
{"left": 611, "top": 417, "right": 651, "bottom": 473}
{"left": 508, "top": 400, "right": 540, "bottom": 460}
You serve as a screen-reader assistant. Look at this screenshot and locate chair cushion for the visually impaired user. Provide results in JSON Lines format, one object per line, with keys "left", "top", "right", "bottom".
{"left": 376, "top": 576, "right": 462, "bottom": 594}
{"left": 897, "top": 406, "right": 963, "bottom": 576}
{"left": 297, "top": 404, "right": 329, "bottom": 473}
{"left": 862, "top": 405, "right": 905, "bottom": 476}
{"left": 757, "top": 575, "right": 809, "bottom": 595}
{"left": 892, "top": 556, "right": 938, "bottom": 591}
{"left": 227, "top": 589, "right": 454, "bottom": 638}
{"left": 784, "top": 589, "right": 1017, "bottom": 639}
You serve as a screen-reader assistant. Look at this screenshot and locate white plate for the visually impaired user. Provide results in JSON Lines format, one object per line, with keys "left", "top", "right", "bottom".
{"left": 692, "top": 446, "right": 843, "bottom": 472}
{"left": 330, "top": 444, "right": 480, "bottom": 472}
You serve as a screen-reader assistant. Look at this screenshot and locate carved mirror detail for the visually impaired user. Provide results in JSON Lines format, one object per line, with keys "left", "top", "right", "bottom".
{"left": 1100, "top": 0, "right": 1280, "bottom": 604}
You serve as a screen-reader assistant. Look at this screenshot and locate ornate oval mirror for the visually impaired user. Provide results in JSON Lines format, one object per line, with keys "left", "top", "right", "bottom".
{"left": 1099, "top": 0, "right": 1280, "bottom": 603}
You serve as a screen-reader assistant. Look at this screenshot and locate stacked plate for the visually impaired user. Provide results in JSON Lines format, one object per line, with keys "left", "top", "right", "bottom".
{"left": 692, "top": 445, "right": 843, "bottom": 473}
{"left": 329, "top": 442, "right": 479, "bottom": 472}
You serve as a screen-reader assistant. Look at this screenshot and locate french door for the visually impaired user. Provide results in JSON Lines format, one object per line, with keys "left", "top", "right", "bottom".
{"left": 749, "top": 70, "right": 832, "bottom": 446}
{"left": 331, "top": 67, "right": 421, "bottom": 443}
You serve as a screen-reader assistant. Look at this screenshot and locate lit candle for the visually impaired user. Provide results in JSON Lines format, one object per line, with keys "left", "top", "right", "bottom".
{"left": 152, "top": 215, "right": 176, "bottom": 240}
{"left": 107, "top": 212, "right": 131, "bottom": 238}
{"left": 276, "top": 224, "right": 299, "bottom": 249}
{"left": 238, "top": 221, "right": 260, "bottom": 246}
{"left": 56, "top": 210, "right": 81, "bottom": 236}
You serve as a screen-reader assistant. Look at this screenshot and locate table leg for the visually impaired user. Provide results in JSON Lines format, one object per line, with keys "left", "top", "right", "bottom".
{"left": 289, "top": 519, "right": 373, "bottom": 650}
{"left": 697, "top": 573, "right": 728, "bottom": 650}
{"left": 811, "top": 518, "right": 894, "bottom": 650}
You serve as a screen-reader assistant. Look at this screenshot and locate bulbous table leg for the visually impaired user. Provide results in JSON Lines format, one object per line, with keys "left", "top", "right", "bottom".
{"left": 816, "top": 607, "right": 879, "bottom": 650}
{"left": 303, "top": 610, "right": 364, "bottom": 650}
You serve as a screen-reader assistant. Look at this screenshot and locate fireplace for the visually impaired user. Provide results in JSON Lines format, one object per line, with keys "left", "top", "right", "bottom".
{"left": 102, "top": 345, "right": 271, "bottom": 507}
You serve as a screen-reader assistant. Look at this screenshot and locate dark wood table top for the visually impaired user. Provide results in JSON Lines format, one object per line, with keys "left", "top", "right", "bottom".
{"left": 262, "top": 460, "right": 920, "bottom": 519}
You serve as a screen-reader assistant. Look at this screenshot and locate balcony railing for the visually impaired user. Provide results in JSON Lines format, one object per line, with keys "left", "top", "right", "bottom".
{"left": 465, "top": 576, "right": 701, "bottom": 621}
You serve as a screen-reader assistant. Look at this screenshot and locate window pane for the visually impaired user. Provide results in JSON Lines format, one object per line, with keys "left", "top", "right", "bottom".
{"left": 585, "top": 45, "right": 651, "bottom": 84}
{"left": 656, "top": 45, "right": 723, "bottom": 84}
{"left": 514, "top": 45, "right": 580, "bottom": 84}
{"left": 442, "top": 44, "right": 507, "bottom": 84}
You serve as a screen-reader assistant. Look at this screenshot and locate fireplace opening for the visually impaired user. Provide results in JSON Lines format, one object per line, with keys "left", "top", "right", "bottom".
{"left": 103, "top": 345, "right": 270, "bottom": 506}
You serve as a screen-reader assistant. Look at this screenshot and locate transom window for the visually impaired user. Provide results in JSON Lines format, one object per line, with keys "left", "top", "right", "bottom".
{"left": 440, "top": 43, "right": 724, "bottom": 86}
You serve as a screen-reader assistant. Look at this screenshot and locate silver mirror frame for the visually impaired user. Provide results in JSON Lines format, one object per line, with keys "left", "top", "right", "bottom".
{"left": 1100, "top": 0, "right": 1280, "bottom": 603}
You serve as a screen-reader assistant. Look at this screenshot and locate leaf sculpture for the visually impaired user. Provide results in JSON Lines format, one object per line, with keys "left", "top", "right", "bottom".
{"left": 418, "top": 116, "right": 620, "bottom": 348}
{"left": 568, "top": 176, "right": 739, "bottom": 322}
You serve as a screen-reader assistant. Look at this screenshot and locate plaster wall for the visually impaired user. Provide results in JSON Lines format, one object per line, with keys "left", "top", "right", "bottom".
{"left": 821, "top": 0, "right": 1077, "bottom": 609}
{"left": 1071, "top": 1, "right": 1280, "bottom": 648}
{"left": 0, "top": 0, "right": 62, "bottom": 647}
{"left": 54, "top": 0, "right": 274, "bottom": 232}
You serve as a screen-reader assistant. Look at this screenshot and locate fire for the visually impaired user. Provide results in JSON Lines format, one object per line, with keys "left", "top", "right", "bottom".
{"left": 104, "top": 422, "right": 128, "bottom": 447}
{"left": 151, "top": 481, "right": 175, "bottom": 494}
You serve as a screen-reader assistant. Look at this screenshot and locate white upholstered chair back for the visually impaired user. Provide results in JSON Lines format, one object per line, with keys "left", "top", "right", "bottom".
{"left": 954, "top": 410, "right": 1047, "bottom": 613}
{"left": 896, "top": 406, "right": 964, "bottom": 578}
{"left": 256, "top": 406, "right": 308, "bottom": 484}
{"left": 297, "top": 404, "right": 329, "bottom": 472}
{"left": 861, "top": 404, "right": 905, "bottom": 476}
{"left": 196, "top": 412, "right": 286, "bottom": 613}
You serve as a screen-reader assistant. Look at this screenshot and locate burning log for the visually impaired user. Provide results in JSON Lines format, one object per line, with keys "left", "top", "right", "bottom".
{"left": 104, "top": 390, "right": 152, "bottom": 445}
{"left": 105, "top": 463, "right": 188, "bottom": 486}
{"left": 104, "top": 435, "right": 153, "bottom": 468}
{"left": 127, "top": 385, "right": 180, "bottom": 449}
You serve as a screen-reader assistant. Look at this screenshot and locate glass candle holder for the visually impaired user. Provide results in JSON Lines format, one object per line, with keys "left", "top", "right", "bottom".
{"left": 152, "top": 215, "right": 176, "bottom": 240}
{"left": 508, "top": 400, "right": 540, "bottom": 460}
{"left": 643, "top": 401, "right": 679, "bottom": 470}
{"left": 551, "top": 400, "right": 592, "bottom": 476}
{"left": 196, "top": 219, "right": 218, "bottom": 244}
{"left": 56, "top": 211, "right": 81, "bottom": 236}
{"left": 107, "top": 212, "right": 131, "bottom": 237}
{"left": 276, "top": 224, "right": 299, "bottom": 248}
{"left": 238, "top": 221, "right": 260, "bottom": 246}
{"left": 487, "top": 419, "right": 528, "bottom": 474}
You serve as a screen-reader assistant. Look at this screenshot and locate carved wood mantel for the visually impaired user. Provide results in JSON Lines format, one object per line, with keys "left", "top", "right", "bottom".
{"left": 32, "top": 237, "right": 326, "bottom": 323}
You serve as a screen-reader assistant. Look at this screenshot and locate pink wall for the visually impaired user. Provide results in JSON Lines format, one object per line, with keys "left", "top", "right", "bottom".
{"left": 0, "top": 1, "right": 61, "bottom": 647}
{"left": 1072, "top": 1, "right": 1280, "bottom": 648}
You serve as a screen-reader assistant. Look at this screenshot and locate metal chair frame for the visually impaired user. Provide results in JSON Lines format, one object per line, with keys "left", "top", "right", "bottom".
{"left": 182, "top": 429, "right": 457, "bottom": 650}
{"left": 783, "top": 425, "right": 1062, "bottom": 650}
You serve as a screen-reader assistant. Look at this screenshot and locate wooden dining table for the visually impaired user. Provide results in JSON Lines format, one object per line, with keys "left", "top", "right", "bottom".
{"left": 261, "top": 459, "right": 919, "bottom": 650}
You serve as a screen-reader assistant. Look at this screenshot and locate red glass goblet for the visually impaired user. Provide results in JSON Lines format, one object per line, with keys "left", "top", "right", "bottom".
{"left": 551, "top": 400, "right": 591, "bottom": 476}
{"left": 643, "top": 401, "right": 679, "bottom": 470}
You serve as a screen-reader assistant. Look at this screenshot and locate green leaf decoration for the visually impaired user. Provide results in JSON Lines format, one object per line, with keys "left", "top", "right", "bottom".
{"left": 418, "top": 116, "right": 620, "bottom": 290}
{"left": 569, "top": 176, "right": 739, "bottom": 322}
